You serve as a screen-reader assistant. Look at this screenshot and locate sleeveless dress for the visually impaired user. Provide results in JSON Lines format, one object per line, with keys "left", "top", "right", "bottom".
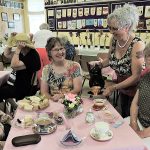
{"left": 109, "top": 37, "right": 142, "bottom": 96}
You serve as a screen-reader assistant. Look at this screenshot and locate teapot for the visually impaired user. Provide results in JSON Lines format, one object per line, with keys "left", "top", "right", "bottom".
{"left": 87, "top": 63, "right": 105, "bottom": 89}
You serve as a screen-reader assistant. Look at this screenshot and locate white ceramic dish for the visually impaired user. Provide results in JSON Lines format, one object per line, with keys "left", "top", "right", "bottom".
{"left": 90, "top": 128, "right": 113, "bottom": 141}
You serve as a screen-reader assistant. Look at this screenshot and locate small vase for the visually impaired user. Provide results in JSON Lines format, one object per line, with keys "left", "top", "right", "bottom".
{"left": 64, "top": 105, "right": 83, "bottom": 118}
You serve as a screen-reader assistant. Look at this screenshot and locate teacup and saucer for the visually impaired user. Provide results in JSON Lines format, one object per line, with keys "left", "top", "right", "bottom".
{"left": 90, "top": 121, "right": 113, "bottom": 141}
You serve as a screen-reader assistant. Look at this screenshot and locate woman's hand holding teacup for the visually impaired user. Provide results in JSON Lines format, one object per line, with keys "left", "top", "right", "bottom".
{"left": 102, "top": 85, "right": 116, "bottom": 97}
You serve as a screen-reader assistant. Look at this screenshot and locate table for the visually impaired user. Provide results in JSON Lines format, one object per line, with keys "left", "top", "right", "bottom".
{"left": 3, "top": 99, "right": 148, "bottom": 150}
{"left": 76, "top": 47, "right": 108, "bottom": 56}
{"left": 0, "top": 71, "right": 11, "bottom": 86}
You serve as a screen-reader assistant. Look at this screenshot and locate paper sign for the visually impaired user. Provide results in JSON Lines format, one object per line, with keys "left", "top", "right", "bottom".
{"left": 78, "top": 8, "right": 83, "bottom": 17}
{"left": 67, "top": 9, "right": 72, "bottom": 17}
{"left": 84, "top": 7, "right": 90, "bottom": 16}
{"left": 73, "top": 8, "right": 77, "bottom": 18}
{"left": 62, "top": 9, "right": 66, "bottom": 17}
{"left": 48, "top": 9, "right": 54, "bottom": 17}
{"left": 56, "top": 9, "right": 61, "bottom": 19}
{"left": 86, "top": 19, "right": 94, "bottom": 26}
{"left": 96, "top": 7, "right": 102, "bottom": 16}
{"left": 91, "top": 7, "right": 96, "bottom": 15}
{"left": 145, "top": 6, "right": 150, "bottom": 18}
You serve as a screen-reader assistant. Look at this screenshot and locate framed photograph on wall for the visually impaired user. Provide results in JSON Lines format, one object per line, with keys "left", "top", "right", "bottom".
{"left": 13, "top": 13, "right": 20, "bottom": 21}
{"left": 1, "top": 12, "right": 8, "bottom": 21}
{"left": 8, "top": 22, "right": 15, "bottom": 28}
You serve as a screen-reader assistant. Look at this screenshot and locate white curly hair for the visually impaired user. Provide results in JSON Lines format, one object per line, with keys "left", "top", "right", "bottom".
{"left": 107, "top": 4, "right": 139, "bottom": 32}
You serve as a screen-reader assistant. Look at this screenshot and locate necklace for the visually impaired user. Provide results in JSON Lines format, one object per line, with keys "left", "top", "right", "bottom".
{"left": 117, "top": 34, "right": 130, "bottom": 48}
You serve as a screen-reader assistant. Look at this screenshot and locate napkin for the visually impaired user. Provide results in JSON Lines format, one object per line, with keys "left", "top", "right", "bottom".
{"left": 61, "top": 130, "right": 82, "bottom": 145}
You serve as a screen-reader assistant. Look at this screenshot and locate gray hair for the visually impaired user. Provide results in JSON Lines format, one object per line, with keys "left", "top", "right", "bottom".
{"left": 107, "top": 4, "right": 139, "bottom": 32}
{"left": 39, "top": 23, "right": 49, "bottom": 30}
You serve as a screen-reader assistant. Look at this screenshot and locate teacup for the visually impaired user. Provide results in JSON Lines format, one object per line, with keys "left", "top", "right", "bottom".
{"left": 35, "top": 118, "right": 51, "bottom": 130}
{"left": 94, "top": 121, "right": 109, "bottom": 138}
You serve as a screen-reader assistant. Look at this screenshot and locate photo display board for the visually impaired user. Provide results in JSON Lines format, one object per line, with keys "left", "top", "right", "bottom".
{"left": 46, "top": 0, "right": 150, "bottom": 31}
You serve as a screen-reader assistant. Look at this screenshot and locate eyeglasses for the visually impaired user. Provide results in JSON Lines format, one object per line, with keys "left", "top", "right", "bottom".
{"left": 51, "top": 47, "right": 65, "bottom": 52}
{"left": 107, "top": 25, "right": 120, "bottom": 31}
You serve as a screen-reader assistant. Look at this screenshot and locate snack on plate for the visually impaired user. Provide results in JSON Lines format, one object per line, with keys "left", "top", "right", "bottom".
{"left": 24, "top": 115, "right": 34, "bottom": 127}
{"left": 17, "top": 95, "right": 49, "bottom": 111}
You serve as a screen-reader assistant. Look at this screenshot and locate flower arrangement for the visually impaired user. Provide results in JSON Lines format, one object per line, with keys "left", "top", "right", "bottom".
{"left": 62, "top": 93, "right": 83, "bottom": 118}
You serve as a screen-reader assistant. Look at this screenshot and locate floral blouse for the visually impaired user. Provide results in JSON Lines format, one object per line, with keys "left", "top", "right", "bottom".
{"left": 41, "top": 60, "right": 82, "bottom": 95}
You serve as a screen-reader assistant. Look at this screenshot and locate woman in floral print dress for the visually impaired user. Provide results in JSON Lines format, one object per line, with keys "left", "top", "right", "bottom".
{"left": 40, "top": 37, "right": 82, "bottom": 102}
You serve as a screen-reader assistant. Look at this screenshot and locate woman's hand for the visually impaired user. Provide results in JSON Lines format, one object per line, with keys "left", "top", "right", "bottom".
{"left": 130, "top": 121, "right": 140, "bottom": 132}
{"left": 88, "top": 61, "right": 102, "bottom": 68}
{"left": 16, "top": 41, "right": 26, "bottom": 50}
{"left": 102, "top": 85, "right": 116, "bottom": 96}
{"left": 51, "top": 94, "right": 64, "bottom": 102}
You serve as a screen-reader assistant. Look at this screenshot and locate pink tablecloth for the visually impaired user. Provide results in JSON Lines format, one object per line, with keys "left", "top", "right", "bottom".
{"left": 4, "top": 99, "right": 148, "bottom": 150}
{"left": 0, "top": 71, "right": 11, "bottom": 86}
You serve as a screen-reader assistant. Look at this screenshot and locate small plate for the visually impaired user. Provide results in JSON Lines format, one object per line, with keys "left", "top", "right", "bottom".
{"left": 90, "top": 128, "right": 113, "bottom": 141}
{"left": 32, "top": 122, "right": 57, "bottom": 135}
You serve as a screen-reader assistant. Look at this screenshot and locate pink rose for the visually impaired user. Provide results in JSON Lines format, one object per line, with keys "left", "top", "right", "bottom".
{"left": 65, "top": 93, "right": 77, "bottom": 102}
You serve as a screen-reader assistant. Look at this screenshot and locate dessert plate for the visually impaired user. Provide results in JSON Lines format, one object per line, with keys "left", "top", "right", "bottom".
{"left": 90, "top": 128, "right": 113, "bottom": 141}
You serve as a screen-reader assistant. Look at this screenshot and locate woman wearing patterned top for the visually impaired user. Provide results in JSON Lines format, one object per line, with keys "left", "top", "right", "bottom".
{"left": 90, "top": 4, "right": 145, "bottom": 117}
{"left": 41, "top": 37, "right": 82, "bottom": 102}
{"left": 128, "top": 43, "right": 150, "bottom": 148}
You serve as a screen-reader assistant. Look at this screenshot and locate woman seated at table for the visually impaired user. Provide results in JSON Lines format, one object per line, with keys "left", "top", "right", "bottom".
{"left": 40, "top": 37, "right": 82, "bottom": 102}
{"left": 128, "top": 42, "right": 150, "bottom": 148}
{"left": 0, "top": 33, "right": 41, "bottom": 103}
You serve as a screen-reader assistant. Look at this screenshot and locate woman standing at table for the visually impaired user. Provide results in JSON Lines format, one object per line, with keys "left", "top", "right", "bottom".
{"left": 40, "top": 37, "right": 82, "bottom": 102}
{"left": 90, "top": 4, "right": 145, "bottom": 118}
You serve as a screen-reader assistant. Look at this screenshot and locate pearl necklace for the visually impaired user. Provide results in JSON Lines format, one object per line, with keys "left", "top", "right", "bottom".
{"left": 117, "top": 34, "right": 130, "bottom": 48}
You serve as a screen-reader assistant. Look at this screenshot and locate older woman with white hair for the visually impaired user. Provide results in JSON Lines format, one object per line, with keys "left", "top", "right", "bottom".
{"left": 90, "top": 4, "right": 145, "bottom": 118}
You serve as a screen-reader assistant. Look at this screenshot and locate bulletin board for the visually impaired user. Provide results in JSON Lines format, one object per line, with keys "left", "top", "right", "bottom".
{"left": 46, "top": 1, "right": 110, "bottom": 31}
{"left": 45, "top": 0, "right": 150, "bottom": 31}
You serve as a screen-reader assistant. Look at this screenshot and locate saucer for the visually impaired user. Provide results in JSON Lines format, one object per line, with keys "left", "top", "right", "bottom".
{"left": 32, "top": 122, "right": 57, "bottom": 135}
{"left": 90, "top": 128, "right": 113, "bottom": 141}
{"left": 92, "top": 104, "right": 106, "bottom": 111}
